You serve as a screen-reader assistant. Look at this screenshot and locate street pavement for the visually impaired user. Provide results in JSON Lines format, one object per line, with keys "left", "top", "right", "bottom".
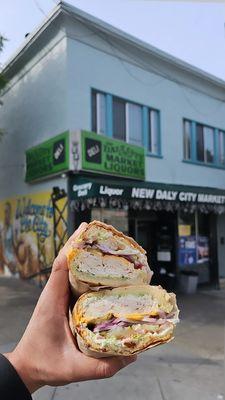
{"left": 0, "top": 276, "right": 224, "bottom": 400}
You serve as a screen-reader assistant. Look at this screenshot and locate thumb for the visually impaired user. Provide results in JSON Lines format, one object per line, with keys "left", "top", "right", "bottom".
{"left": 46, "top": 222, "right": 88, "bottom": 294}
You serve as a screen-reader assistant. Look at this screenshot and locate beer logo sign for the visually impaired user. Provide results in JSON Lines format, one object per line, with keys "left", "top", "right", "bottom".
{"left": 53, "top": 139, "right": 65, "bottom": 165}
{"left": 85, "top": 138, "right": 102, "bottom": 164}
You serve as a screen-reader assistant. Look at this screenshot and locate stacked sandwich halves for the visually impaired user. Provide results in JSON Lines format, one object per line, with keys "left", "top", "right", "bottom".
{"left": 67, "top": 221, "right": 179, "bottom": 358}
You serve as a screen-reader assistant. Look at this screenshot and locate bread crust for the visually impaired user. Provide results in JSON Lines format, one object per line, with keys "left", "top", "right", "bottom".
{"left": 76, "top": 220, "right": 146, "bottom": 254}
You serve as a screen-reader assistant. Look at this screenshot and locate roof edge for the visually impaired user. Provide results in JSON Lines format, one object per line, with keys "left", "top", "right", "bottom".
{"left": 2, "top": 0, "right": 225, "bottom": 90}
{"left": 60, "top": 1, "right": 225, "bottom": 89}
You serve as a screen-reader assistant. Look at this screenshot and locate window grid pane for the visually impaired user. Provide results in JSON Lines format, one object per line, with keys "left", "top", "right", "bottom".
{"left": 113, "top": 97, "right": 126, "bottom": 141}
{"left": 196, "top": 123, "right": 204, "bottom": 162}
{"left": 219, "top": 130, "right": 225, "bottom": 165}
{"left": 203, "top": 126, "right": 214, "bottom": 163}
{"left": 96, "top": 93, "right": 106, "bottom": 134}
{"left": 149, "top": 110, "right": 159, "bottom": 154}
{"left": 91, "top": 91, "right": 97, "bottom": 133}
{"left": 126, "top": 102, "right": 143, "bottom": 146}
{"left": 183, "top": 120, "right": 191, "bottom": 160}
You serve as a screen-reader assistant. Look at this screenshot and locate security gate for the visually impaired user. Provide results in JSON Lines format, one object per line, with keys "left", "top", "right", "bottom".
{"left": 51, "top": 186, "right": 68, "bottom": 257}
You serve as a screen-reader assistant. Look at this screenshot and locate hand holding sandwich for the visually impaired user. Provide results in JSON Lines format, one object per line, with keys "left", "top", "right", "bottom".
{"left": 3, "top": 223, "right": 137, "bottom": 394}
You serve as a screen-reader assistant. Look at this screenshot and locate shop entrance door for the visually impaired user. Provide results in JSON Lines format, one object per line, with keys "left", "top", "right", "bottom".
{"left": 129, "top": 212, "right": 177, "bottom": 289}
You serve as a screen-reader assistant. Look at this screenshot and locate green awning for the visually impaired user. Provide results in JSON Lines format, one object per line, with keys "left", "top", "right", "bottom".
{"left": 69, "top": 175, "right": 225, "bottom": 214}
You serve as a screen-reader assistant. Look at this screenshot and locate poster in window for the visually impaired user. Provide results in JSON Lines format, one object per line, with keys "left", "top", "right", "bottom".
{"left": 178, "top": 224, "right": 191, "bottom": 237}
{"left": 197, "top": 236, "right": 209, "bottom": 263}
{"left": 178, "top": 236, "right": 197, "bottom": 266}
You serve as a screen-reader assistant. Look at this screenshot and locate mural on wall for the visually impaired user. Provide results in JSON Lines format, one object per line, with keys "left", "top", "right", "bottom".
{"left": 0, "top": 191, "right": 67, "bottom": 284}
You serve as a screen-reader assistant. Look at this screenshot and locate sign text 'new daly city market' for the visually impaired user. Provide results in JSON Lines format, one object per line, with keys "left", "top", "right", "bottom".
{"left": 71, "top": 181, "right": 225, "bottom": 205}
{"left": 131, "top": 188, "right": 225, "bottom": 204}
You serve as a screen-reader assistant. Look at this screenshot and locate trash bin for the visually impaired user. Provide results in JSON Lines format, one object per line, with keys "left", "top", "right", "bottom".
{"left": 179, "top": 271, "right": 199, "bottom": 294}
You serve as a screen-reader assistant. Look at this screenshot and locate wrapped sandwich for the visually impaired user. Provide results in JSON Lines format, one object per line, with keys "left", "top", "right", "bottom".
{"left": 67, "top": 221, "right": 152, "bottom": 296}
{"left": 70, "top": 285, "right": 179, "bottom": 357}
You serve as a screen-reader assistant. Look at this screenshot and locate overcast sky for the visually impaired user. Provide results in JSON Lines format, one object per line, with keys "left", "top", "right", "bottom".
{"left": 1, "top": 0, "right": 225, "bottom": 80}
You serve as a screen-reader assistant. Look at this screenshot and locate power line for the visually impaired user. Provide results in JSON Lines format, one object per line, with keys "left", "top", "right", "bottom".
{"left": 33, "top": 0, "right": 48, "bottom": 18}
{"left": 62, "top": 8, "right": 225, "bottom": 116}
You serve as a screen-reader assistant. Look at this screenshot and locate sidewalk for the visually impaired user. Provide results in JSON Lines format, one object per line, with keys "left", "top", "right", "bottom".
{"left": 0, "top": 277, "right": 224, "bottom": 400}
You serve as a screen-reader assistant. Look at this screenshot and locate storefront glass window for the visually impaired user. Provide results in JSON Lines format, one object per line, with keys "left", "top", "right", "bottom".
{"left": 178, "top": 211, "right": 211, "bottom": 284}
{"left": 178, "top": 211, "right": 196, "bottom": 268}
{"left": 91, "top": 209, "right": 128, "bottom": 234}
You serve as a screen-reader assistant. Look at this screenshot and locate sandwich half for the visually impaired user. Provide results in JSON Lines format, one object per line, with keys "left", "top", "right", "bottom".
{"left": 71, "top": 285, "right": 179, "bottom": 357}
{"left": 67, "top": 221, "right": 152, "bottom": 296}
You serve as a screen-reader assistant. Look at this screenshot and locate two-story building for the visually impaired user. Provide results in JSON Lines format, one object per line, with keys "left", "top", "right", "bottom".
{"left": 0, "top": 1, "right": 225, "bottom": 288}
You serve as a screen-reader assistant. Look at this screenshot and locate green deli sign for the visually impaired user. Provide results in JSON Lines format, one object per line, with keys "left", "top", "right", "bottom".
{"left": 25, "top": 131, "right": 69, "bottom": 182}
{"left": 81, "top": 131, "right": 145, "bottom": 180}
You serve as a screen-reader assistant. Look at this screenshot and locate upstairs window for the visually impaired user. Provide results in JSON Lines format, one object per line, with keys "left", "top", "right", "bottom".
{"left": 112, "top": 98, "right": 143, "bottom": 146}
{"left": 92, "top": 89, "right": 161, "bottom": 156}
{"left": 183, "top": 119, "right": 224, "bottom": 168}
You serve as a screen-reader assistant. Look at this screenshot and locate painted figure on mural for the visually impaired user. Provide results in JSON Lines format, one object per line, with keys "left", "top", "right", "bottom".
{"left": 0, "top": 201, "right": 39, "bottom": 278}
{"left": 0, "top": 202, "right": 18, "bottom": 275}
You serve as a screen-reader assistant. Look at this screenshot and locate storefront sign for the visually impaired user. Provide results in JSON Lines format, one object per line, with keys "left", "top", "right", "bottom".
{"left": 132, "top": 188, "right": 225, "bottom": 204}
{"left": 25, "top": 131, "right": 69, "bottom": 182}
{"left": 81, "top": 131, "right": 145, "bottom": 180}
{"left": 70, "top": 176, "right": 225, "bottom": 205}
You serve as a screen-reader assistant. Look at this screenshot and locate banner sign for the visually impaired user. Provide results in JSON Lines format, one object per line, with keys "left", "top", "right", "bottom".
{"left": 70, "top": 176, "right": 225, "bottom": 205}
{"left": 25, "top": 131, "right": 69, "bottom": 182}
{"left": 81, "top": 131, "right": 145, "bottom": 180}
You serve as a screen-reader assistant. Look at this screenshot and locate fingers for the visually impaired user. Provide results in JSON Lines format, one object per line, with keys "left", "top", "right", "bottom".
{"left": 69, "top": 352, "right": 137, "bottom": 382}
{"left": 94, "top": 355, "right": 137, "bottom": 379}
{"left": 44, "top": 223, "right": 88, "bottom": 297}
{"left": 52, "top": 222, "right": 88, "bottom": 273}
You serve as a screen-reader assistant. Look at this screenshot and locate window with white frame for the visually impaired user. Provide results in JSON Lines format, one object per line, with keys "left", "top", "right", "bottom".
{"left": 92, "top": 91, "right": 107, "bottom": 134}
{"left": 183, "top": 120, "right": 192, "bottom": 160}
{"left": 112, "top": 98, "right": 143, "bottom": 146}
{"left": 149, "top": 109, "right": 160, "bottom": 155}
{"left": 92, "top": 89, "right": 161, "bottom": 155}
{"left": 126, "top": 102, "right": 143, "bottom": 146}
{"left": 219, "top": 130, "right": 225, "bottom": 166}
